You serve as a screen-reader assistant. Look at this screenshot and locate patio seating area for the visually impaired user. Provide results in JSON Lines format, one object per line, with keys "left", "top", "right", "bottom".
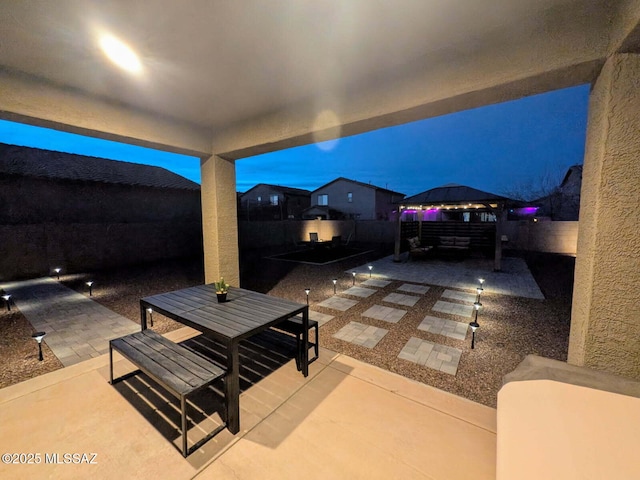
{"left": 0, "top": 325, "right": 496, "bottom": 479}
{"left": 0, "top": 251, "right": 573, "bottom": 477}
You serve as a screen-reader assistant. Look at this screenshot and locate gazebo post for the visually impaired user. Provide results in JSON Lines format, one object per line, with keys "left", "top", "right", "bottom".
{"left": 494, "top": 203, "right": 505, "bottom": 271}
{"left": 393, "top": 206, "right": 403, "bottom": 262}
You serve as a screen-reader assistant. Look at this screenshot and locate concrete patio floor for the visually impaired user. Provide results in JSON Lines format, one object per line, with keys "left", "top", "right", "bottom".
{"left": 0, "top": 326, "right": 496, "bottom": 480}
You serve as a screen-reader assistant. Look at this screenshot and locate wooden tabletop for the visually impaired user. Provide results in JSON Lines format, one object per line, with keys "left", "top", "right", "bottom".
{"left": 141, "top": 285, "right": 307, "bottom": 343}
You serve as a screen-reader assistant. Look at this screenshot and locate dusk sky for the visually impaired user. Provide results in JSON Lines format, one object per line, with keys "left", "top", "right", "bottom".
{"left": 0, "top": 84, "right": 589, "bottom": 199}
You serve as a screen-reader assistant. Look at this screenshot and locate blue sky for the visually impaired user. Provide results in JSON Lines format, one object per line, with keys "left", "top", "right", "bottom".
{"left": 0, "top": 84, "right": 589, "bottom": 198}
{"left": 0, "top": 119, "right": 202, "bottom": 183}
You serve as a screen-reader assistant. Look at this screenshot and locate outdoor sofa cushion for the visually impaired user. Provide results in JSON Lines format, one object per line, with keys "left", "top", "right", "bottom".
{"left": 407, "top": 237, "right": 421, "bottom": 249}
{"left": 438, "top": 236, "right": 471, "bottom": 250}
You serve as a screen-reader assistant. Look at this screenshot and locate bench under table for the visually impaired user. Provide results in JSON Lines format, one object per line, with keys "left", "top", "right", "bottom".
{"left": 109, "top": 329, "right": 226, "bottom": 457}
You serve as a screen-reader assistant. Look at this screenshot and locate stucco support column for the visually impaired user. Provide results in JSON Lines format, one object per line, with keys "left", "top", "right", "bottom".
{"left": 568, "top": 54, "right": 640, "bottom": 379}
{"left": 200, "top": 155, "right": 239, "bottom": 286}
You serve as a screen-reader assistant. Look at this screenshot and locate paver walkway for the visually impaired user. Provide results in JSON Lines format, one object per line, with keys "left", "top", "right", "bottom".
{"left": 342, "top": 286, "right": 377, "bottom": 298}
{"left": 399, "top": 337, "right": 463, "bottom": 375}
{"left": 432, "top": 300, "right": 474, "bottom": 317}
{"left": 362, "top": 305, "right": 407, "bottom": 323}
{"left": 1, "top": 277, "right": 138, "bottom": 366}
{"left": 361, "top": 279, "right": 392, "bottom": 288}
{"left": 348, "top": 254, "right": 544, "bottom": 299}
{"left": 442, "top": 289, "right": 478, "bottom": 303}
{"left": 418, "top": 315, "right": 469, "bottom": 341}
{"left": 308, "top": 310, "right": 334, "bottom": 326}
{"left": 317, "top": 296, "right": 359, "bottom": 311}
{"left": 398, "top": 283, "right": 430, "bottom": 295}
{"left": 382, "top": 292, "right": 420, "bottom": 307}
{"left": 295, "top": 310, "right": 334, "bottom": 327}
{"left": 333, "top": 321, "right": 389, "bottom": 348}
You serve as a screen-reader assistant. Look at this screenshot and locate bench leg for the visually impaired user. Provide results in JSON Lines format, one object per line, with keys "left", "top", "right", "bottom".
{"left": 181, "top": 395, "right": 188, "bottom": 457}
{"left": 294, "top": 334, "right": 301, "bottom": 371}
{"left": 226, "top": 343, "right": 240, "bottom": 434}
{"left": 109, "top": 342, "right": 113, "bottom": 385}
{"left": 302, "top": 309, "right": 309, "bottom": 377}
{"left": 313, "top": 323, "right": 319, "bottom": 361}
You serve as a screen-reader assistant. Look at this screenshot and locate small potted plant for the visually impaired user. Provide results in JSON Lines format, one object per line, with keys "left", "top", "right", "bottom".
{"left": 215, "top": 277, "right": 230, "bottom": 303}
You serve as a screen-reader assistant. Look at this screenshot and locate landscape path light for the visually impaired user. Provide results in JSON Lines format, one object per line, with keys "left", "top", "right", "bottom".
{"left": 32, "top": 331, "right": 46, "bottom": 361}
{"left": 368, "top": 265, "right": 373, "bottom": 278}
{"left": 86, "top": 281, "right": 94, "bottom": 296}
{"left": 469, "top": 301, "right": 482, "bottom": 349}
{"left": 332, "top": 279, "right": 337, "bottom": 295}
{"left": 305, "top": 288, "right": 310, "bottom": 305}
{"left": 54, "top": 267, "right": 61, "bottom": 279}
{"left": 146, "top": 307, "right": 154, "bottom": 327}
{"left": 352, "top": 271, "right": 356, "bottom": 286}
{"left": 2, "top": 294, "right": 11, "bottom": 312}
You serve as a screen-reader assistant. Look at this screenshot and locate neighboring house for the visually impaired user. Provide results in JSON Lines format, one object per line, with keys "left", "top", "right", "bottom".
{"left": 307, "top": 177, "right": 405, "bottom": 220}
{"left": 0, "top": 143, "right": 202, "bottom": 280}
{"left": 534, "top": 165, "right": 582, "bottom": 221}
{"left": 239, "top": 183, "right": 311, "bottom": 220}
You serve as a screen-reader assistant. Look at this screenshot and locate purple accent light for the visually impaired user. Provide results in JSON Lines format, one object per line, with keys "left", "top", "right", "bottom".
{"left": 402, "top": 209, "right": 417, "bottom": 214}
{"left": 423, "top": 208, "right": 439, "bottom": 221}
{"left": 515, "top": 206, "right": 539, "bottom": 215}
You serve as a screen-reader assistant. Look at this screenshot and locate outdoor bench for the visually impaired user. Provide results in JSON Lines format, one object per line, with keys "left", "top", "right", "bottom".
{"left": 275, "top": 316, "right": 319, "bottom": 371}
{"left": 436, "top": 236, "right": 471, "bottom": 255}
{"left": 109, "top": 329, "right": 226, "bottom": 457}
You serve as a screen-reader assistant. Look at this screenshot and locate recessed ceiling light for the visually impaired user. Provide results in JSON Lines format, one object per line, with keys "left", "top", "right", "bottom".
{"left": 99, "top": 34, "right": 142, "bottom": 74}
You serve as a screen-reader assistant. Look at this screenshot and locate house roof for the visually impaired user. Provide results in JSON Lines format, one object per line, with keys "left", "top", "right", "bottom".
{"left": 241, "top": 183, "right": 311, "bottom": 197}
{"left": 311, "top": 177, "right": 405, "bottom": 196}
{"left": 0, "top": 143, "right": 200, "bottom": 190}
{"left": 560, "top": 165, "right": 583, "bottom": 187}
{"left": 402, "top": 184, "right": 509, "bottom": 205}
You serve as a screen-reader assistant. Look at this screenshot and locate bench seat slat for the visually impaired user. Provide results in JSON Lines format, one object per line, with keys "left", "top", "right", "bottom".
{"left": 134, "top": 331, "right": 223, "bottom": 382}
{"left": 276, "top": 317, "right": 318, "bottom": 335}
{"left": 111, "top": 331, "right": 224, "bottom": 396}
{"left": 109, "top": 330, "right": 226, "bottom": 457}
{"left": 111, "top": 338, "right": 194, "bottom": 395}
{"left": 121, "top": 336, "right": 207, "bottom": 389}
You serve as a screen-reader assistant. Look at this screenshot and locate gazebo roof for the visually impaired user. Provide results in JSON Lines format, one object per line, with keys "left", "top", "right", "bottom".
{"left": 402, "top": 184, "right": 509, "bottom": 206}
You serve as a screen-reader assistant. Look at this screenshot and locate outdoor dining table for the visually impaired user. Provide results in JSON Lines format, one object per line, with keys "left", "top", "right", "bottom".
{"left": 139, "top": 285, "right": 309, "bottom": 434}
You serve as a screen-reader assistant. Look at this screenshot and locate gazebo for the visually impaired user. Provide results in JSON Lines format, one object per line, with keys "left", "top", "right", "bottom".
{"left": 393, "top": 184, "right": 512, "bottom": 270}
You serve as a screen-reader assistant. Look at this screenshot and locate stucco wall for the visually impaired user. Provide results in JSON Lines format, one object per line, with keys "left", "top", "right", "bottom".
{"left": 569, "top": 54, "right": 640, "bottom": 379}
{"left": 0, "top": 222, "right": 202, "bottom": 281}
{"left": 504, "top": 221, "right": 579, "bottom": 255}
{"left": 240, "top": 219, "right": 577, "bottom": 254}
{"left": 238, "top": 220, "right": 395, "bottom": 249}
{"left": 0, "top": 177, "right": 202, "bottom": 224}
{"left": 0, "top": 177, "right": 203, "bottom": 280}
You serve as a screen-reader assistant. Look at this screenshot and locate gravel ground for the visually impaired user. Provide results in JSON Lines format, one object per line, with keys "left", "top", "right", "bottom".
{"left": 0, "top": 248, "right": 573, "bottom": 408}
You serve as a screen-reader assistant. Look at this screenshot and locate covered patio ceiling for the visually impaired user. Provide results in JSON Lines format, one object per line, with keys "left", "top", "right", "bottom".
{"left": 1, "top": 0, "right": 637, "bottom": 158}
